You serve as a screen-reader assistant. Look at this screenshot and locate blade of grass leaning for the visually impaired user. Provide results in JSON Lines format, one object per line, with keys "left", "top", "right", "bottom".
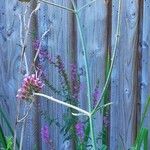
{"left": 140, "top": 97, "right": 150, "bottom": 127}
{"left": 102, "top": 49, "right": 111, "bottom": 146}
{"left": 84, "top": 120, "right": 90, "bottom": 145}
{"left": 134, "top": 128, "right": 148, "bottom": 150}
{"left": 0, "top": 125, "right": 7, "bottom": 149}
{"left": 132, "top": 97, "right": 150, "bottom": 150}
{"left": 0, "top": 106, "right": 19, "bottom": 148}
{"left": 0, "top": 107, "right": 14, "bottom": 136}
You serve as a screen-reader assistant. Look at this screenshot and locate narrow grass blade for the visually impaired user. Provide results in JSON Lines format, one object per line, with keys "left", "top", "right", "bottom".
{"left": 0, "top": 125, "right": 7, "bottom": 149}
{"left": 0, "top": 106, "right": 19, "bottom": 148}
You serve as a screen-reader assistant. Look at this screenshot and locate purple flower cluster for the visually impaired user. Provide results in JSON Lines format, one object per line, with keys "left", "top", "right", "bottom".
{"left": 16, "top": 74, "right": 44, "bottom": 100}
{"left": 56, "top": 55, "right": 70, "bottom": 91}
{"left": 41, "top": 125, "right": 50, "bottom": 143}
{"left": 93, "top": 82, "right": 100, "bottom": 107}
{"left": 56, "top": 55, "right": 65, "bottom": 73}
{"left": 70, "top": 64, "right": 80, "bottom": 99}
{"left": 75, "top": 122, "right": 84, "bottom": 140}
{"left": 33, "top": 39, "right": 40, "bottom": 49}
{"left": 33, "top": 39, "right": 51, "bottom": 63}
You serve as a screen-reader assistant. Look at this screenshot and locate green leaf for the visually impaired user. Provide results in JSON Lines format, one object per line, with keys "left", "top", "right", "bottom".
{"left": 141, "top": 97, "right": 150, "bottom": 127}
{"left": 132, "top": 97, "right": 150, "bottom": 150}
{"left": 84, "top": 120, "right": 90, "bottom": 145}
{"left": 133, "top": 128, "right": 148, "bottom": 150}
{"left": 101, "top": 144, "right": 107, "bottom": 150}
{"left": 18, "top": 0, "right": 31, "bottom": 2}
{"left": 6, "top": 136, "right": 13, "bottom": 150}
{"left": 0, "top": 108, "right": 13, "bottom": 136}
{"left": 0, "top": 106, "right": 19, "bottom": 148}
{"left": 0, "top": 125, "right": 7, "bottom": 149}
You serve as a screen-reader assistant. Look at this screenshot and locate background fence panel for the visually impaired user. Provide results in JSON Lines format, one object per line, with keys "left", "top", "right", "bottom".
{"left": 142, "top": 0, "right": 150, "bottom": 148}
{"left": 0, "top": 0, "right": 150, "bottom": 149}
{"left": 110, "top": 0, "right": 140, "bottom": 149}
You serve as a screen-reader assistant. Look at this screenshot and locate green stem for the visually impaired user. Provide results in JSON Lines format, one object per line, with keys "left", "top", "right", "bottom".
{"left": 91, "top": 0, "right": 122, "bottom": 116}
{"left": 34, "top": 92, "right": 90, "bottom": 117}
{"left": 70, "top": 0, "right": 96, "bottom": 149}
{"left": 77, "top": 0, "right": 96, "bottom": 13}
{"left": 74, "top": 10, "right": 92, "bottom": 113}
{"left": 40, "top": 0, "right": 75, "bottom": 13}
{"left": 89, "top": 116, "right": 96, "bottom": 149}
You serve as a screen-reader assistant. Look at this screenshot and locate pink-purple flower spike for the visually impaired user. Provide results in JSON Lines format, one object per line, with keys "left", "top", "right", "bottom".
{"left": 75, "top": 122, "right": 84, "bottom": 140}
{"left": 16, "top": 74, "right": 44, "bottom": 100}
{"left": 41, "top": 125, "right": 49, "bottom": 143}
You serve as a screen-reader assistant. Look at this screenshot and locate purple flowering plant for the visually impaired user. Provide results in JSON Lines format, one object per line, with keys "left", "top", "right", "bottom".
{"left": 16, "top": 74, "right": 44, "bottom": 100}
{"left": 31, "top": 38, "right": 110, "bottom": 149}
{"left": 13, "top": 0, "right": 115, "bottom": 148}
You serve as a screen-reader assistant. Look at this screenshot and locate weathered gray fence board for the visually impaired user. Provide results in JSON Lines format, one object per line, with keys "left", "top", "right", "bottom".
{"left": 0, "top": 0, "right": 22, "bottom": 136}
{"left": 141, "top": 0, "right": 150, "bottom": 148}
{"left": 38, "top": 0, "right": 74, "bottom": 149}
{"left": 110, "top": 0, "right": 139, "bottom": 149}
{"left": 77, "top": 0, "right": 108, "bottom": 147}
{"left": 1, "top": 0, "right": 150, "bottom": 149}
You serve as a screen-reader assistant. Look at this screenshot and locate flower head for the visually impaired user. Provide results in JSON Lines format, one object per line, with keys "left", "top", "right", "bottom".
{"left": 93, "top": 80, "right": 100, "bottom": 107}
{"left": 16, "top": 74, "right": 44, "bottom": 100}
{"left": 70, "top": 64, "right": 80, "bottom": 99}
{"left": 41, "top": 125, "right": 49, "bottom": 143}
{"left": 33, "top": 39, "right": 40, "bottom": 50}
{"left": 75, "top": 122, "right": 84, "bottom": 140}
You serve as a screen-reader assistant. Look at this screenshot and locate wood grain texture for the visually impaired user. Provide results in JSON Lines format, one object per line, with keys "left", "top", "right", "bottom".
{"left": 110, "top": 0, "right": 140, "bottom": 149}
{"left": 38, "top": 0, "right": 73, "bottom": 149}
{"left": 0, "top": 0, "right": 150, "bottom": 149}
{"left": 77, "top": 0, "right": 108, "bottom": 147}
{"left": 141, "top": 0, "right": 150, "bottom": 148}
{"left": 0, "top": 0, "right": 23, "bottom": 137}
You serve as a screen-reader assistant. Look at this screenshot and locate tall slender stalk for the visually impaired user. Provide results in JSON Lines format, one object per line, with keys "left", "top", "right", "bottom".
{"left": 13, "top": 100, "right": 20, "bottom": 150}
{"left": 19, "top": 106, "right": 26, "bottom": 150}
{"left": 14, "top": 2, "right": 39, "bottom": 149}
{"left": 91, "top": 0, "right": 122, "bottom": 115}
{"left": 77, "top": 0, "right": 96, "bottom": 12}
{"left": 39, "top": 0, "right": 75, "bottom": 13}
{"left": 70, "top": 0, "right": 96, "bottom": 149}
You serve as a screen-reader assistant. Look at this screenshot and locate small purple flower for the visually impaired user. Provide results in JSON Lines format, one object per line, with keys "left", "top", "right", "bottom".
{"left": 16, "top": 74, "right": 44, "bottom": 100}
{"left": 56, "top": 55, "right": 65, "bottom": 73}
{"left": 41, "top": 125, "right": 49, "bottom": 143}
{"left": 33, "top": 39, "right": 40, "bottom": 50}
{"left": 93, "top": 81, "right": 100, "bottom": 107}
{"left": 70, "top": 64, "right": 80, "bottom": 99}
{"left": 56, "top": 55, "right": 70, "bottom": 91}
{"left": 33, "top": 39, "right": 52, "bottom": 63}
{"left": 75, "top": 122, "right": 84, "bottom": 140}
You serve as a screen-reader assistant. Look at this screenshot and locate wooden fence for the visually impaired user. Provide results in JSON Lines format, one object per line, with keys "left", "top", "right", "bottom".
{"left": 0, "top": 0, "right": 150, "bottom": 149}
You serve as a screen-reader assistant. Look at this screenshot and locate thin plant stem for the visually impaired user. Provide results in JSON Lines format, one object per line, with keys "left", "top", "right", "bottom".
{"left": 18, "top": 100, "right": 34, "bottom": 150}
{"left": 17, "top": 102, "right": 33, "bottom": 123}
{"left": 19, "top": 120, "right": 25, "bottom": 150}
{"left": 33, "top": 92, "right": 90, "bottom": 117}
{"left": 71, "top": 0, "right": 96, "bottom": 149}
{"left": 13, "top": 100, "right": 20, "bottom": 150}
{"left": 71, "top": 0, "right": 92, "bottom": 119}
{"left": 39, "top": 0, "right": 75, "bottom": 13}
{"left": 24, "top": 54, "right": 29, "bottom": 75}
{"left": 19, "top": 105, "right": 27, "bottom": 150}
{"left": 20, "top": 2, "right": 40, "bottom": 69}
{"left": 14, "top": 2, "right": 38, "bottom": 148}
{"left": 18, "top": 14, "right": 29, "bottom": 75}
{"left": 91, "top": 0, "right": 122, "bottom": 116}
{"left": 77, "top": 0, "right": 96, "bottom": 13}
{"left": 34, "top": 27, "right": 51, "bottom": 63}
